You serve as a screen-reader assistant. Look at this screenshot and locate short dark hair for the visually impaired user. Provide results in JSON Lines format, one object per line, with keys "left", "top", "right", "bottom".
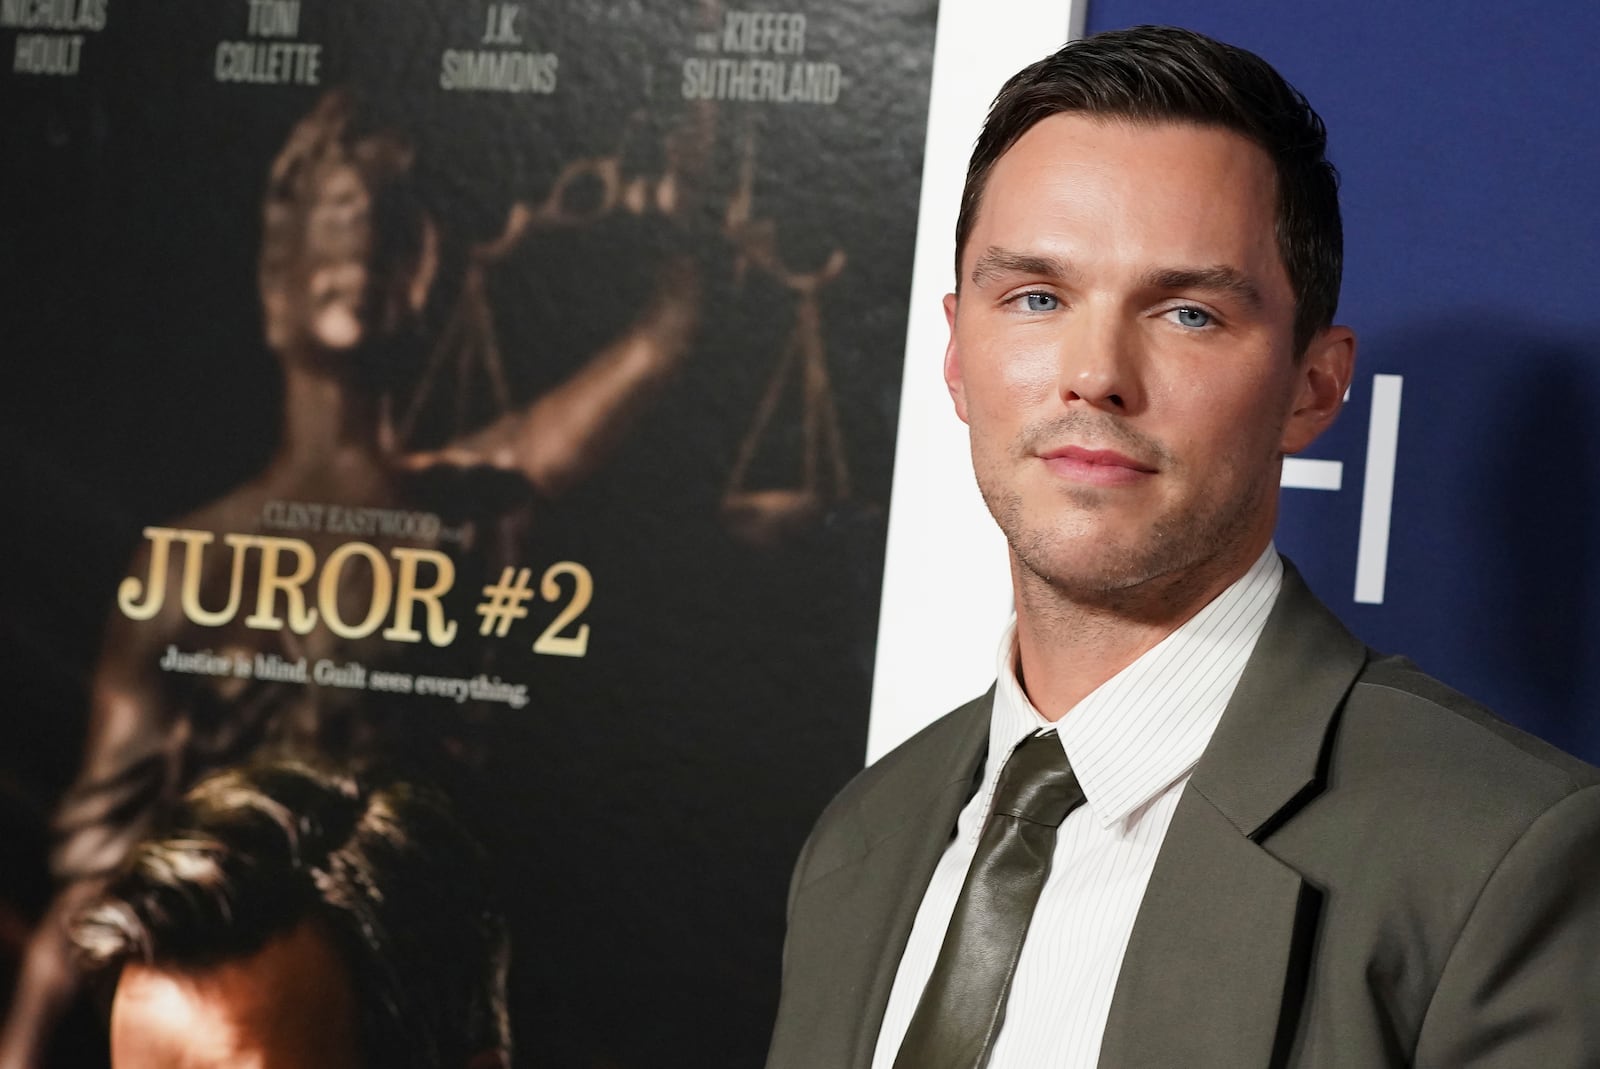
{"left": 956, "top": 25, "right": 1342, "bottom": 355}
{"left": 72, "top": 761, "right": 510, "bottom": 1068}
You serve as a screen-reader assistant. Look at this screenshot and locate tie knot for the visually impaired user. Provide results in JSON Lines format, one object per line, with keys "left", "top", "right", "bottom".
{"left": 989, "top": 731, "right": 1084, "bottom": 828}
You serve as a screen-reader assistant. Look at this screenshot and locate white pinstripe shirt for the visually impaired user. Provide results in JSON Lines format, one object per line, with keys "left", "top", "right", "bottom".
{"left": 870, "top": 546, "right": 1284, "bottom": 1069}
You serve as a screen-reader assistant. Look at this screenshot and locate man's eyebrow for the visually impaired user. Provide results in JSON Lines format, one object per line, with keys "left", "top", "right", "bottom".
{"left": 968, "top": 247, "right": 1080, "bottom": 289}
{"left": 1140, "top": 265, "right": 1264, "bottom": 309}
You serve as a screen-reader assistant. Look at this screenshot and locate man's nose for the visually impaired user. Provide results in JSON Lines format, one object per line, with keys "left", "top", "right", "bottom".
{"left": 1058, "top": 308, "right": 1142, "bottom": 413}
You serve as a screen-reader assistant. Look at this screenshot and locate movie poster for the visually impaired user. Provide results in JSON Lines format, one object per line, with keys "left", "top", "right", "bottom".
{"left": 0, "top": 1, "right": 938, "bottom": 1064}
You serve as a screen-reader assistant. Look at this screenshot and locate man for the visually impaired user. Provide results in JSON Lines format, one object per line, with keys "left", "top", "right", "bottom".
{"left": 72, "top": 760, "right": 510, "bottom": 1069}
{"left": 767, "top": 25, "right": 1600, "bottom": 1069}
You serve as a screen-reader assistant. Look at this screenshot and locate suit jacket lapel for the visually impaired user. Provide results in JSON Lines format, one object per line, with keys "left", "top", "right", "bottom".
{"left": 1099, "top": 561, "right": 1368, "bottom": 1068}
{"left": 781, "top": 691, "right": 990, "bottom": 1069}
{"left": 846, "top": 696, "right": 990, "bottom": 1069}
{"left": 1097, "top": 786, "right": 1320, "bottom": 1067}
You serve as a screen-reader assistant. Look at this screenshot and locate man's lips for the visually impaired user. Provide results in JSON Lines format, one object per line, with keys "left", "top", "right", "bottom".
{"left": 1038, "top": 445, "right": 1158, "bottom": 486}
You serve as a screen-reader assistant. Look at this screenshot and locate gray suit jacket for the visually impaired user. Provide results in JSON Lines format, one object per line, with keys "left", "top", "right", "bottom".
{"left": 766, "top": 563, "right": 1600, "bottom": 1067}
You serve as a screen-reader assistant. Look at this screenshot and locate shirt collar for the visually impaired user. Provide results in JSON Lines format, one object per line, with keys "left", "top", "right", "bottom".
{"left": 990, "top": 544, "right": 1284, "bottom": 829}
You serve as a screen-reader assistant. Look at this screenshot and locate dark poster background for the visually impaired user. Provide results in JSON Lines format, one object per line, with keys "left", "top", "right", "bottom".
{"left": 0, "top": 1, "right": 937, "bottom": 1065}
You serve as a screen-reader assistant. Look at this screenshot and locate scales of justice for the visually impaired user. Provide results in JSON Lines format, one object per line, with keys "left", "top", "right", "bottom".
{"left": 396, "top": 86, "right": 856, "bottom": 546}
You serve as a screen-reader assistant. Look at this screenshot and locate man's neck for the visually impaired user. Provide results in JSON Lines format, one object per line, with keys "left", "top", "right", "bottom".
{"left": 1011, "top": 542, "right": 1270, "bottom": 720}
{"left": 275, "top": 360, "right": 387, "bottom": 474}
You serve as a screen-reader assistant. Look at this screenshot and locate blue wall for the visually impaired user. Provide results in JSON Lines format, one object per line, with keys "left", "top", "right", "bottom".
{"left": 1087, "top": 1, "right": 1600, "bottom": 761}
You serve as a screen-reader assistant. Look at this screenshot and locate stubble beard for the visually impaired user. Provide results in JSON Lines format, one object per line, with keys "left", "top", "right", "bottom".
{"left": 975, "top": 417, "right": 1277, "bottom": 618}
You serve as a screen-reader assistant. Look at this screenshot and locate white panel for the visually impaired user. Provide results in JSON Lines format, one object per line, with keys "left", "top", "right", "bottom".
{"left": 866, "top": 0, "right": 1087, "bottom": 764}
{"left": 1354, "top": 374, "right": 1404, "bottom": 605}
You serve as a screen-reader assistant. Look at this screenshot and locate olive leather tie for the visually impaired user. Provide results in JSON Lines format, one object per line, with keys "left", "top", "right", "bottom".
{"left": 892, "top": 729, "right": 1086, "bottom": 1069}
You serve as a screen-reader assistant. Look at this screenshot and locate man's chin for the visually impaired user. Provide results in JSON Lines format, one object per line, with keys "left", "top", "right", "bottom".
{"left": 1016, "top": 544, "right": 1159, "bottom": 597}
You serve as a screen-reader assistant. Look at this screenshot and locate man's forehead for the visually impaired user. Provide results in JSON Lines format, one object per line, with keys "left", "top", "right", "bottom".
{"left": 109, "top": 922, "right": 363, "bottom": 1068}
{"left": 111, "top": 965, "right": 244, "bottom": 1063}
{"left": 961, "top": 114, "right": 1285, "bottom": 289}
{"left": 983, "top": 113, "right": 1275, "bottom": 209}
{"left": 998, "top": 111, "right": 1271, "bottom": 167}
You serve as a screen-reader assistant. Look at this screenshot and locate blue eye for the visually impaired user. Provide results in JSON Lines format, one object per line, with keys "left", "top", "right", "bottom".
{"left": 1022, "top": 293, "right": 1058, "bottom": 312}
{"left": 1172, "top": 306, "right": 1212, "bottom": 328}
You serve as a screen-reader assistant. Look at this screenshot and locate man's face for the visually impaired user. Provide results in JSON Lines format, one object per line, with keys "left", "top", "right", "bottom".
{"left": 945, "top": 114, "right": 1351, "bottom": 604}
{"left": 109, "top": 921, "right": 363, "bottom": 1069}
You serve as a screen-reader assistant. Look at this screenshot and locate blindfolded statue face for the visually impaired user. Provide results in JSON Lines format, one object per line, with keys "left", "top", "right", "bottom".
{"left": 257, "top": 95, "right": 437, "bottom": 362}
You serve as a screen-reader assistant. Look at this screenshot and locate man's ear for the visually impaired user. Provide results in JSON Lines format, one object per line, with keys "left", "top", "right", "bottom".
{"left": 1282, "top": 324, "right": 1356, "bottom": 455}
{"left": 942, "top": 292, "right": 970, "bottom": 424}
